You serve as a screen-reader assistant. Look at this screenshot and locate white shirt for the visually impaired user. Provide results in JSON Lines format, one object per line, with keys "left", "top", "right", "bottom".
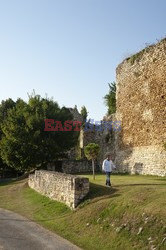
{"left": 102, "top": 159, "right": 116, "bottom": 172}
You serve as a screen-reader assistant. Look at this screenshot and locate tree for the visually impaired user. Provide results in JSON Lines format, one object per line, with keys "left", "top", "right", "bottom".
{"left": 0, "top": 94, "right": 79, "bottom": 172}
{"left": 0, "top": 98, "right": 16, "bottom": 136}
{"left": 104, "top": 82, "right": 116, "bottom": 115}
{"left": 0, "top": 98, "right": 15, "bottom": 119}
{"left": 0, "top": 98, "right": 16, "bottom": 177}
{"left": 80, "top": 106, "right": 88, "bottom": 121}
{"left": 84, "top": 143, "right": 100, "bottom": 180}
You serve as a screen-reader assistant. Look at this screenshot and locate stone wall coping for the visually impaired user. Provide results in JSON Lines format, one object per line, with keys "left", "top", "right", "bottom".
{"left": 116, "top": 38, "right": 166, "bottom": 73}
{"left": 53, "top": 159, "right": 91, "bottom": 162}
{"left": 32, "top": 170, "right": 89, "bottom": 181}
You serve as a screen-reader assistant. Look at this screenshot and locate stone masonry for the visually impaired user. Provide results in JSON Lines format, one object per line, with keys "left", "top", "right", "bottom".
{"left": 115, "top": 38, "right": 166, "bottom": 176}
{"left": 28, "top": 170, "right": 89, "bottom": 209}
{"left": 60, "top": 39, "right": 165, "bottom": 177}
{"left": 62, "top": 160, "right": 94, "bottom": 173}
{"left": 47, "top": 160, "right": 99, "bottom": 173}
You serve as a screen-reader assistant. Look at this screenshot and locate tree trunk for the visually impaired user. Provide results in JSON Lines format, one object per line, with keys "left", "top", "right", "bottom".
{"left": 92, "top": 159, "right": 95, "bottom": 180}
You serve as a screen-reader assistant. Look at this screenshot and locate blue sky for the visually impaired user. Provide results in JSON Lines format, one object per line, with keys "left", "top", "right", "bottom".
{"left": 0, "top": 0, "right": 165, "bottom": 120}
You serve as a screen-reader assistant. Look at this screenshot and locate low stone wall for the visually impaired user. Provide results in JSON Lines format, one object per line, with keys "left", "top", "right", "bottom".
{"left": 28, "top": 170, "right": 89, "bottom": 209}
{"left": 47, "top": 160, "right": 100, "bottom": 174}
{"left": 62, "top": 160, "right": 97, "bottom": 173}
{"left": 115, "top": 145, "right": 166, "bottom": 176}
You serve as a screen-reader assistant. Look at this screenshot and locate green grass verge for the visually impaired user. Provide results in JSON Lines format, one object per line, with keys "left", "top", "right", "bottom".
{"left": 0, "top": 174, "right": 166, "bottom": 250}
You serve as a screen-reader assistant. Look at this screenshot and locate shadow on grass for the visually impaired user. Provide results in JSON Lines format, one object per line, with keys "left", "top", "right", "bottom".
{"left": 115, "top": 183, "right": 166, "bottom": 187}
{"left": 88, "top": 183, "right": 118, "bottom": 199}
{"left": 152, "top": 178, "right": 166, "bottom": 182}
{"left": 78, "top": 183, "right": 120, "bottom": 209}
{"left": 0, "top": 179, "right": 16, "bottom": 186}
{"left": 0, "top": 178, "right": 27, "bottom": 187}
{"left": 0, "top": 217, "right": 57, "bottom": 223}
{"left": 77, "top": 183, "right": 119, "bottom": 205}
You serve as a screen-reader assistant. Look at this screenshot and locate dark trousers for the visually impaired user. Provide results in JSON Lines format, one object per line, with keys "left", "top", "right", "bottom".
{"left": 105, "top": 171, "right": 111, "bottom": 186}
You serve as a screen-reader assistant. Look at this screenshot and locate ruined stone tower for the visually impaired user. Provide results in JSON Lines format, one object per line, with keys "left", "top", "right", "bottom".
{"left": 115, "top": 38, "right": 166, "bottom": 176}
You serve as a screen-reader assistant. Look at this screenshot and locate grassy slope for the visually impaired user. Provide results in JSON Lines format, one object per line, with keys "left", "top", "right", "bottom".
{"left": 0, "top": 174, "right": 166, "bottom": 250}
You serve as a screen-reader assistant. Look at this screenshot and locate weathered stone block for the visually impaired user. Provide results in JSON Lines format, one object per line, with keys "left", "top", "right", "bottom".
{"left": 28, "top": 170, "right": 89, "bottom": 209}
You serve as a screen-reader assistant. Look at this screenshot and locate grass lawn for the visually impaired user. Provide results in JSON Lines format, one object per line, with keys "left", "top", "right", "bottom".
{"left": 0, "top": 173, "right": 166, "bottom": 250}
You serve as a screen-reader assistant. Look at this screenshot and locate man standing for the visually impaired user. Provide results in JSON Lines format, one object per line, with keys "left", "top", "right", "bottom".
{"left": 102, "top": 154, "right": 116, "bottom": 187}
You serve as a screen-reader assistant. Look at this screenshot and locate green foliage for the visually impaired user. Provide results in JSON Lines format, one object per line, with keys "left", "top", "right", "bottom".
{"left": 0, "top": 98, "right": 16, "bottom": 137}
{"left": 127, "top": 44, "right": 154, "bottom": 65}
{"left": 104, "top": 82, "right": 116, "bottom": 115}
{"left": 126, "top": 38, "right": 166, "bottom": 66}
{"left": 160, "top": 37, "right": 166, "bottom": 43}
{"left": 80, "top": 106, "right": 88, "bottom": 121}
{"left": 84, "top": 143, "right": 100, "bottom": 160}
{"left": 0, "top": 99, "right": 17, "bottom": 175}
{"left": 84, "top": 143, "right": 100, "bottom": 180}
{"left": 0, "top": 94, "right": 79, "bottom": 172}
{"left": 127, "top": 50, "right": 145, "bottom": 65}
{"left": 0, "top": 98, "right": 15, "bottom": 120}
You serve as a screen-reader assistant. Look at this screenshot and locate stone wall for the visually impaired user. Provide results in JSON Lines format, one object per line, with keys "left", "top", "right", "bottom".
{"left": 62, "top": 160, "right": 98, "bottom": 173}
{"left": 47, "top": 160, "right": 100, "bottom": 173}
{"left": 28, "top": 170, "right": 89, "bottom": 209}
{"left": 116, "top": 146, "right": 166, "bottom": 176}
{"left": 68, "top": 107, "right": 83, "bottom": 123}
{"left": 115, "top": 38, "right": 166, "bottom": 176}
{"left": 79, "top": 115, "right": 117, "bottom": 164}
